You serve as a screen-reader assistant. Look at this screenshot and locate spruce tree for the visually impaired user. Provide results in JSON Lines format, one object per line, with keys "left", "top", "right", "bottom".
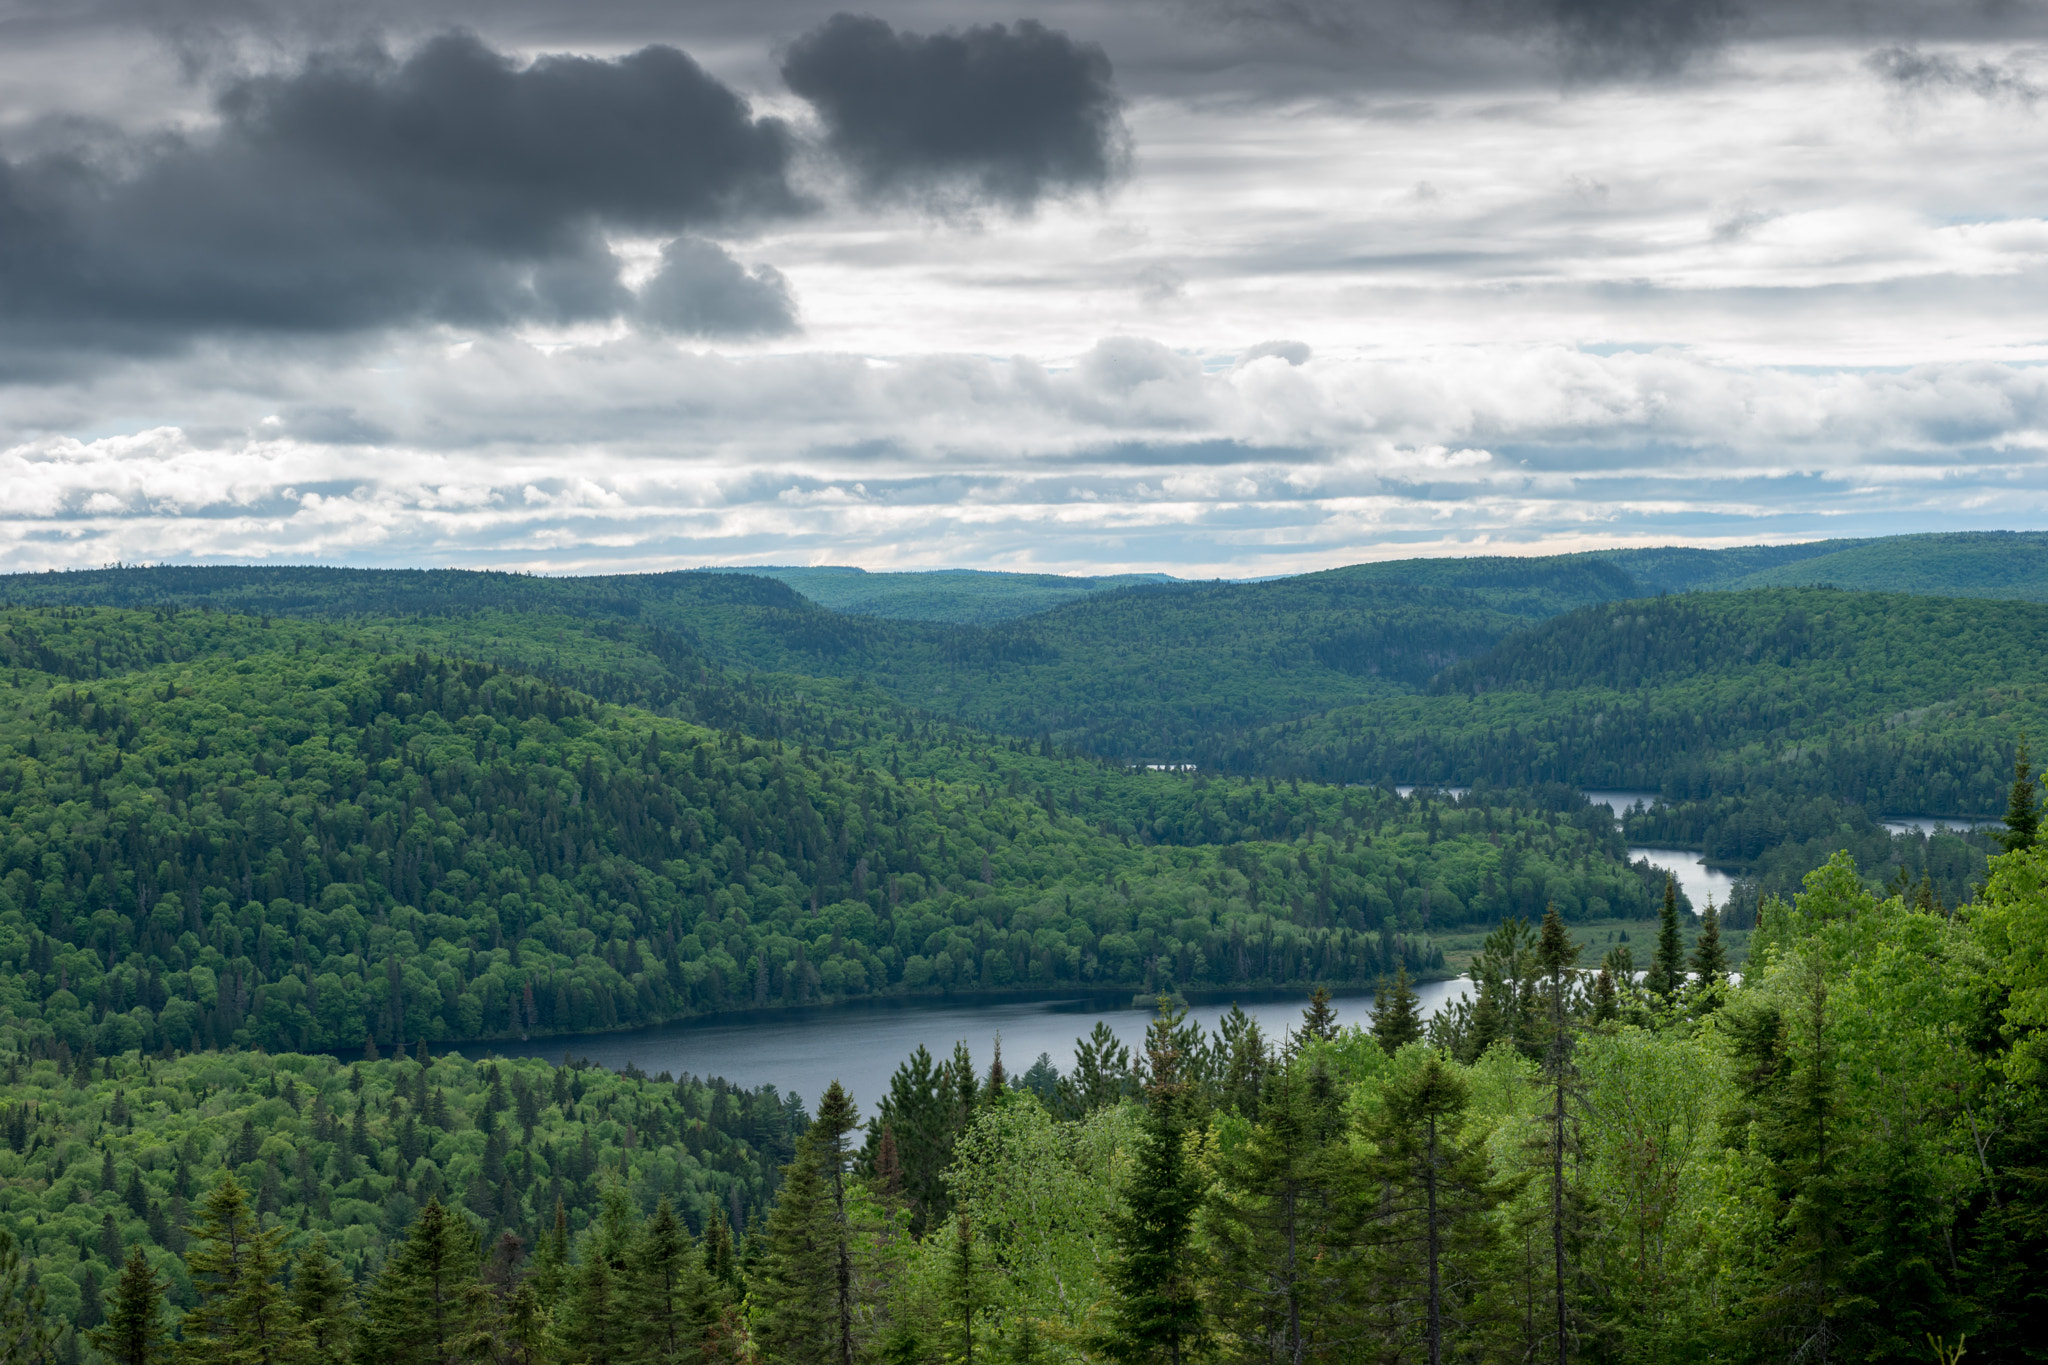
{"left": 1096, "top": 1008, "right": 1211, "bottom": 1365}
{"left": 1644, "top": 878, "right": 1685, "bottom": 1006}
{"left": 354, "top": 1198, "right": 484, "bottom": 1365}
{"left": 1359, "top": 1055, "right": 1499, "bottom": 1365}
{"left": 810, "top": 1081, "right": 862, "bottom": 1365}
{"left": 563, "top": 1184, "right": 638, "bottom": 1365}
{"left": 1207, "top": 1060, "right": 1351, "bottom": 1362}
{"left": 288, "top": 1240, "right": 353, "bottom": 1365}
{"left": 1370, "top": 962, "right": 1424, "bottom": 1056}
{"left": 630, "top": 1196, "right": 712, "bottom": 1365}
{"left": 2002, "top": 736, "right": 2039, "bottom": 853}
{"left": 180, "top": 1172, "right": 302, "bottom": 1365}
{"left": 1690, "top": 901, "right": 1728, "bottom": 1004}
{"left": 1301, "top": 985, "right": 1339, "bottom": 1044}
{"left": 752, "top": 1134, "right": 837, "bottom": 1365}
{"left": 89, "top": 1245, "right": 167, "bottom": 1365}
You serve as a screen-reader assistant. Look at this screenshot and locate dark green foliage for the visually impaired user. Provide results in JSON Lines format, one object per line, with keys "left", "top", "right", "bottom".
{"left": 86, "top": 1244, "right": 166, "bottom": 1365}
{"left": 1206, "top": 1057, "right": 1348, "bottom": 1362}
{"left": 1357, "top": 1055, "right": 1500, "bottom": 1365}
{"left": 2004, "top": 737, "right": 2040, "bottom": 853}
{"left": 181, "top": 1172, "right": 300, "bottom": 1365}
{"left": 751, "top": 1135, "right": 836, "bottom": 1365}
{"left": 1096, "top": 1008, "right": 1210, "bottom": 1365}
{"left": 1644, "top": 879, "right": 1684, "bottom": 1006}
{"left": 1369, "top": 961, "right": 1423, "bottom": 1056}
{"left": 354, "top": 1198, "right": 481, "bottom": 1365}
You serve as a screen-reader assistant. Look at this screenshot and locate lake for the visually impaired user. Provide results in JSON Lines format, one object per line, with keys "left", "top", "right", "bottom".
{"left": 455, "top": 979, "right": 1473, "bottom": 1115}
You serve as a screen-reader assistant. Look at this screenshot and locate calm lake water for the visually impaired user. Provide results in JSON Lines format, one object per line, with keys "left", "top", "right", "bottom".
{"left": 456, "top": 980, "right": 1473, "bottom": 1115}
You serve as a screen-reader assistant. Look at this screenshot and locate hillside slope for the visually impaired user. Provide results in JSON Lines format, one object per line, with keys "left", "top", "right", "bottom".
{"left": 0, "top": 606, "right": 1673, "bottom": 1061}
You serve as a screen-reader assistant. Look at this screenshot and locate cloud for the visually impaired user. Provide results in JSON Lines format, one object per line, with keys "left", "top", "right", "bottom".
{"left": 639, "top": 238, "right": 800, "bottom": 338}
{"left": 779, "top": 13, "right": 1129, "bottom": 211}
{"left": 1240, "top": 340, "right": 1313, "bottom": 367}
{"left": 1866, "top": 44, "right": 2041, "bottom": 101}
{"left": 0, "top": 31, "right": 805, "bottom": 365}
{"left": 10, "top": 336, "right": 2048, "bottom": 578}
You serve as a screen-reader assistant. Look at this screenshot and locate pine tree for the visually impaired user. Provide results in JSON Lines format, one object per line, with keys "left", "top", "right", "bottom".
{"left": 354, "top": 1198, "right": 484, "bottom": 1365}
{"left": 702, "top": 1210, "right": 740, "bottom": 1300}
{"left": 180, "top": 1172, "right": 302, "bottom": 1365}
{"left": 1301, "top": 985, "right": 1339, "bottom": 1044}
{"left": 1590, "top": 969, "right": 1618, "bottom": 1025}
{"left": 89, "top": 1245, "right": 167, "bottom": 1365}
{"left": 1370, "top": 961, "right": 1424, "bottom": 1056}
{"left": 1096, "top": 1008, "right": 1211, "bottom": 1365}
{"left": 1644, "top": 878, "right": 1684, "bottom": 1006}
{"left": 2002, "top": 736, "right": 2039, "bottom": 853}
{"left": 288, "top": 1240, "right": 352, "bottom": 1365}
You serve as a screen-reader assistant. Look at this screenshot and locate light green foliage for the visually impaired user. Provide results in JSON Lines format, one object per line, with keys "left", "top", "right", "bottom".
{"left": 938, "top": 1098, "right": 1139, "bottom": 1356}
{"left": 1976, "top": 844, "right": 2048, "bottom": 1083}
{"left": 1574, "top": 1027, "right": 1731, "bottom": 1358}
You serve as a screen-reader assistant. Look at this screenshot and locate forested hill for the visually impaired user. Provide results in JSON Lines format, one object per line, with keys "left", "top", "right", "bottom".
{"left": 0, "top": 560, "right": 1622, "bottom": 761}
{"left": 1248, "top": 588, "right": 2048, "bottom": 816}
{"left": 0, "top": 606, "right": 1674, "bottom": 1060}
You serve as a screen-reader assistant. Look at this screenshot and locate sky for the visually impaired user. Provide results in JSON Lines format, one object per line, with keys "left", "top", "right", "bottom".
{"left": 6, "top": 0, "right": 2048, "bottom": 579}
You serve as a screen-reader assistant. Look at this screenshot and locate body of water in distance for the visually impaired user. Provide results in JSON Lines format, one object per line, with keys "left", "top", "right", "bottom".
{"left": 456, "top": 980, "right": 1473, "bottom": 1116}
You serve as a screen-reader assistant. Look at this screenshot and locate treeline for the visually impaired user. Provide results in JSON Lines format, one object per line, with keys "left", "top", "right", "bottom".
{"left": 19, "top": 841, "right": 2048, "bottom": 1363}
{"left": 1247, "top": 589, "right": 2048, "bottom": 815}
{"left": 0, "top": 608, "right": 1673, "bottom": 1061}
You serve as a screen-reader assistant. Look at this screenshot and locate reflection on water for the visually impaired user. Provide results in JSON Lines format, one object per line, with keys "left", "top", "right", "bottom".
{"left": 1627, "top": 846, "right": 1738, "bottom": 915}
{"left": 457, "top": 980, "right": 1474, "bottom": 1114}
{"left": 1583, "top": 790, "right": 1658, "bottom": 821}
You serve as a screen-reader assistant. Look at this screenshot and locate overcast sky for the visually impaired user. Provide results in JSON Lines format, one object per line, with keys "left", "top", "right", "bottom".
{"left": 5, "top": 0, "right": 2048, "bottom": 577}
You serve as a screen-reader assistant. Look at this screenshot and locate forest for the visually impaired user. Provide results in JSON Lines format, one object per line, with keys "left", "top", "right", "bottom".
{"left": 3, "top": 546, "right": 2048, "bottom": 1361}
{"left": 5, "top": 837, "right": 2046, "bottom": 1363}
{"left": 0, "top": 606, "right": 1683, "bottom": 1062}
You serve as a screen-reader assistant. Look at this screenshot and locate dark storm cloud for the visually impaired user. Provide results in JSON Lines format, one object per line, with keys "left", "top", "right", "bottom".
{"left": 0, "top": 31, "right": 805, "bottom": 359}
{"left": 1867, "top": 44, "right": 2041, "bottom": 101}
{"left": 780, "top": 12, "right": 1128, "bottom": 211}
{"left": 639, "top": 237, "right": 801, "bottom": 337}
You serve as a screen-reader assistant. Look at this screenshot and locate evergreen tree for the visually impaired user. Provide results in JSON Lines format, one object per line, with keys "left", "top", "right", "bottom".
{"left": 1215, "top": 1005, "right": 1270, "bottom": 1119}
{"left": 354, "top": 1198, "right": 484, "bottom": 1365}
{"left": 1300, "top": 986, "right": 1339, "bottom": 1045}
{"left": 702, "top": 1210, "right": 740, "bottom": 1300}
{"left": 287, "top": 1241, "right": 352, "bottom": 1365}
{"left": 630, "top": 1196, "right": 712, "bottom": 1365}
{"left": 563, "top": 1185, "right": 637, "bottom": 1365}
{"left": 752, "top": 1132, "right": 837, "bottom": 1365}
{"left": 88, "top": 1245, "right": 167, "bottom": 1365}
{"left": 1358, "top": 1055, "right": 1500, "bottom": 1365}
{"left": 1644, "top": 878, "right": 1685, "bottom": 1006}
{"left": 810, "top": 1081, "right": 862, "bottom": 1365}
{"left": 1534, "top": 904, "right": 1582, "bottom": 1365}
{"left": 1207, "top": 1060, "right": 1351, "bottom": 1363}
{"left": 2002, "top": 735, "right": 2039, "bottom": 853}
{"left": 1096, "top": 1007, "right": 1210, "bottom": 1365}
{"left": 1689, "top": 900, "right": 1728, "bottom": 1004}
{"left": 1589, "top": 969, "right": 1618, "bottom": 1026}
{"left": 0, "top": 1229, "right": 53, "bottom": 1365}
{"left": 180, "top": 1172, "right": 302, "bottom": 1365}
{"left": 1370, "top": 961, "right": 1424, "bottom": 1056}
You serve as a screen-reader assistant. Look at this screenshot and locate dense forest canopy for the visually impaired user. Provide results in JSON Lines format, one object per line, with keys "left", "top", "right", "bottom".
{"left": 5, "top": 542, "right": 2048, "bottom": 1362}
